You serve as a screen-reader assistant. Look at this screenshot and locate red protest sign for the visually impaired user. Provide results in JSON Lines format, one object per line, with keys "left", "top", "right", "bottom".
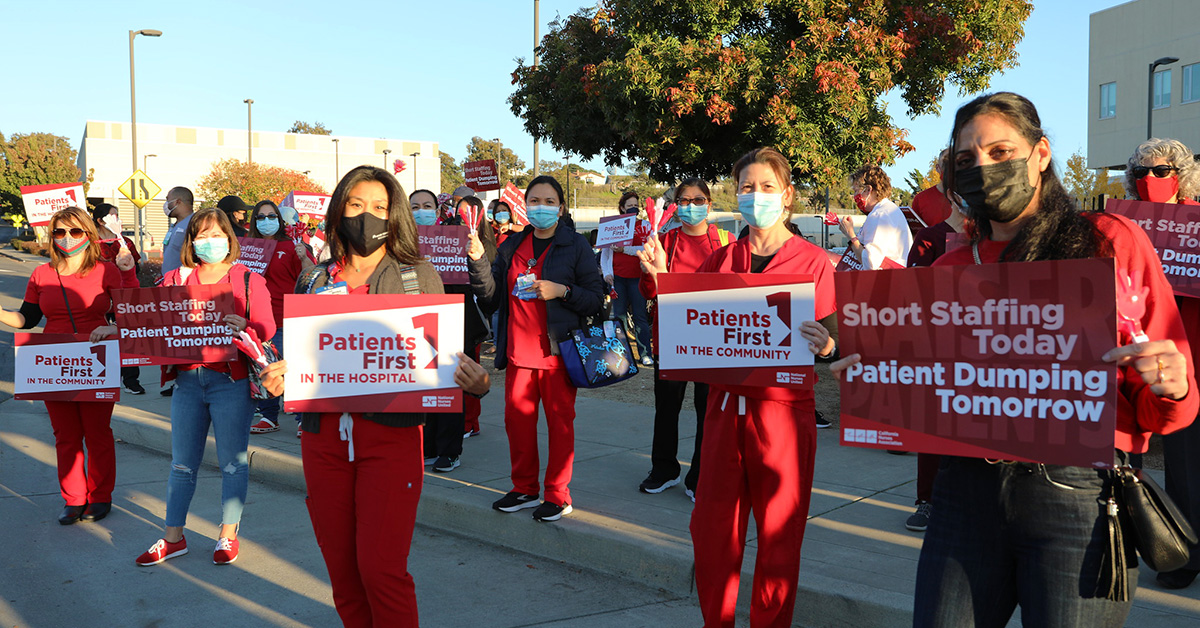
{"left": 236, "top": 237, "right": 278, "bottom": 276}
{"left": 418, "top": 225, "right": 469, "bottom": 284}
{"left": 1106, "top": 198, "right": 1200, "bottom": 298}
{"left": 14, "top": 334, "right": 121, "bottom": 402}
{"left": 112, "top": 284, "right": 237, "bottom": 366}
{"left": 500, "top": 182, "right": 527, "bottom": 225}
{"left": 836, "top": 258, "right": 1118, "bottom": 467}
{"left": 20, "top": 182, "right": 87, "bottom": 227}
{"left": 463, "top": 159, "right": 500, "bottom": 192}
{"left": 657, "top": 273, "right": 816, "bottom": 388}
{"left": 899, "top": 206, "right": 928, "bottom": 235}
{"left": 282, "top": 293, "right": 465, "bottom": 413}
{"left": 835, "top": 248, "right": 904, "bottom": 272}
{"left": 281, "top": 191, "right": 332, "bottom": 221}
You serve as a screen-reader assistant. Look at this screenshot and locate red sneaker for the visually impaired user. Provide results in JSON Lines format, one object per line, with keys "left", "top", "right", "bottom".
{"left": 135, "top": 537, "right": 188, "bottom": 566}
{"left": 213, "top": 537, "right": 239, "bottom": 565}
{"left": 250, "top": 418, "right": 279, "bottom": 433}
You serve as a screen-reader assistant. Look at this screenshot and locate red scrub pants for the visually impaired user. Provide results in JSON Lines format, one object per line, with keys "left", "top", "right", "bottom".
{"left": 45, "top": 400, "right": 116, "bottom": 506}
{"left": 302, "top": 416, "right": 423, "bottom": 628}
{"left": 504, "top": 366, "right": 577, "bottom": 505}
{"left": 690, "top": 392, "right": 817, "bottom": 628}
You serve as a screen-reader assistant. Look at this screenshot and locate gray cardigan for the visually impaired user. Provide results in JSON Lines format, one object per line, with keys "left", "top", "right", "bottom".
{"left": 296, "top": 256, "right": 445, "bottom": 433}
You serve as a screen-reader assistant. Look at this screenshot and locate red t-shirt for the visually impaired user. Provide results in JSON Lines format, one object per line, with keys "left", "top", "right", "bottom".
{"left": 612, "top": 220, "right": 651, "bottom": 278}
{"left": 910, "top": 186, "right": 953, "bottom": 228}
{"left": 506, "top": 236, "right": 560, "bottom": 369}
{"left": 934, "top": 213, "right": 1199, "bottom": 453}
{"left": 24, "top": 261, "right": 123, "bottom": 334}
{"left": 163, "top": 264, "right": 275, "bottom": 379}
{"left": 263, "top": 242, "right": 305, "bottom": 328}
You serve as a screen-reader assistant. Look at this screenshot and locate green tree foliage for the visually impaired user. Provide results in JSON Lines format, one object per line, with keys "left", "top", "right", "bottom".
{"left": 0, "top": 131, "right": 93, "bottom": 216}
{"left": 440, "top": 151, "right": 465, "bottom": 193}
{"left": 196, "top": 159, "right": 327, "bottom": 206}
{"left": 1063, "top": 151, "right": 1124, "bottom": 210}
{"left": 510, "top": 0, "right": 1031, "bottom": 186}
{"left": 287, "top": 121, "right": 332, "bottom": 135}
{"left": 463, "top": 137, "right": 526, "bottom": 188}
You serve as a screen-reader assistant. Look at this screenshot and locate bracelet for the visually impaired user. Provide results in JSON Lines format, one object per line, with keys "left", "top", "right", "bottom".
{"left": 465, "top": 389, "right": 489, "bottom": 399}
{"left": 850, "top": 237, "right": 859, "bottom": 245}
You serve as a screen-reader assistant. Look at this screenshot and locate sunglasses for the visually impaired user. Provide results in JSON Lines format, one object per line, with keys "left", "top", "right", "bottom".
{"left": 1132, "top": 165, "right": 1178, "bottom": 179}
{"left": 52, "top": 228, "right": 86, "bottom": 238}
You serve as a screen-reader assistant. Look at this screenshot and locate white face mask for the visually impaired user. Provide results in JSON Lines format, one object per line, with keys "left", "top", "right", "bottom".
{"left": 163, "top": 199, "right": 175, "bottom": 217}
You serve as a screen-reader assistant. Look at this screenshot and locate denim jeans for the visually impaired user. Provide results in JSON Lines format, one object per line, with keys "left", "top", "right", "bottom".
{"left": 913, "top": 457, "right": 1134, "bottom": 628}
{"left": 255, "top": 328, "right": 285, "bottom": 424}
{"left": 611, "top": 274, "right": 652, "bottom": 357}
{"left": 165, "top": 367, "right": 255, "bottom": 527}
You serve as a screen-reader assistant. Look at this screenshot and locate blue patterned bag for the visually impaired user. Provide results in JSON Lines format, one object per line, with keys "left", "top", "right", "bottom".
{"left": 558, "top": 318, "right": 639, "bottom": 388}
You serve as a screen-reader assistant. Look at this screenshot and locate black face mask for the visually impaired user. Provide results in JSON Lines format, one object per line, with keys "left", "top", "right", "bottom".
{"left": 954, "top": 158, "right": 1040, "bottom": 224}
{"left": 337, "top": 213, "right": 389, "bottom": 257}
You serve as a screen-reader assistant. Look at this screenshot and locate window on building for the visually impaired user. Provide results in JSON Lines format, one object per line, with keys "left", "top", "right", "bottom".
{"left": 1154, "top": 69, "right": 1171, "bottom": 109}
{"left": 1099, "top": 82, "right": 1116, "bottom": 119}
{"left": 1184, "top": 63, "right": 1200, "bottom": 104}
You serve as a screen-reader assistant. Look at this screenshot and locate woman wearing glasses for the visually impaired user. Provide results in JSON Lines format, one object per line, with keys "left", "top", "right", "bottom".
{"left": 0, "top": 207, "right": 137, "bottom": 524}
{"left": 1124, "top": 138, "right": 1200, "bottom": 590}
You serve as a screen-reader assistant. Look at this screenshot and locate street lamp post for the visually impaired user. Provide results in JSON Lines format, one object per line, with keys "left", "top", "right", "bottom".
{"left": 532, "top": 0, "right": 540, "bottom": 177}
{"left": 244, "top": 99, "right": 254, "bottom": 163}
{"left": 383, "top": 148, "right": 391, "bottom": 169}
{"left": 332, "top": 138, "right": 340, "bottom": 182}
{"left": 144, "top": 154, "right": 156, "bottom": 173}
{"left": 1147, "top": 56, "right": 1180, "bottom": 140}
{"left": 410, "top": 151, "right": 420, "bottom": 191}
{"left": 129, "top": 27, "right": 162, "bottom": 256}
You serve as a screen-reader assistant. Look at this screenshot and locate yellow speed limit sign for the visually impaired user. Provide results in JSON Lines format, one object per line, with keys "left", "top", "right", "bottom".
{"left": 118, "top": 170, "right": 161, "bottom": 209}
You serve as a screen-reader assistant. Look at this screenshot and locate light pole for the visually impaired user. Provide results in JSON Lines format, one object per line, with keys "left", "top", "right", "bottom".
{"left": 129, "top": 27, "right": 162, "bottom": 255}
{"left": 383, "top": 148, "right": 391, "bottom": 169}
{"left": 143, "top": 154, "right": 156, "bottom": 173}
{"left": 332, "top": 138, "right": 340, "bottom": 182}
{"left": 532, "top": 0, "right": 540, "bottom": 176}
{"left": 1148, "top": 56, "right": 1179, "bottom": 139}
{"left": 410, "top": 151, "right": 420, "bottom": 191}
{"left": 244, "top": 99, "right": 254, "bottom": 163}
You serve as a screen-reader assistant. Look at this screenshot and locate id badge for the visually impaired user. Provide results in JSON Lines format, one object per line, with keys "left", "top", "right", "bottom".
{"left": 316, "top": 281, "right": 349, "bottom": 295}
{"left": 513, "top": 271, "right": 538, "bottom": 300}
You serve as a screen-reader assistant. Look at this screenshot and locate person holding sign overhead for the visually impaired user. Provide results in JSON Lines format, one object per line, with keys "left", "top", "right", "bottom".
{"left": 835, "top": 93, "right": 1198, "bottom": 626}
{"left": 466, "top": 175, "right": 605, "bottom": 522}
{"left": 0, "top": 207, "right": 136, "bottom": 525}
{"left": 1124, "top": 137, "right": 1200, "bottom": 590}
{"left": 134, "top": 208, "right": 275, "bottom": 567}
{"left": 640, "top": 148, "right": 837, "bottom": 627}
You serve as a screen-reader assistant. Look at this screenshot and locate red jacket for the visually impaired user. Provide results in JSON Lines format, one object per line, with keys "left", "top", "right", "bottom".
{"left": 935, "top": 213, "right": 1199, "bottom": 453}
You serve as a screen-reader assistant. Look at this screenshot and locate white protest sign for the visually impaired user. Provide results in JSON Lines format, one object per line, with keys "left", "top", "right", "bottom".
{"left": 19, "top": 183, "right": 87, "bottom": 227}
{"left": 595, "top": 214, "right": 638, "bottom": 249}
{"left": 14, "top": 334, "right": 121, "bottom": 401}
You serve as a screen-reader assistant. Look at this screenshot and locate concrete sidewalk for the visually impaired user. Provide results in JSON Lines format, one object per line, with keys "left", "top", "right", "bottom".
{"left": 66, "top": 380, "right": 1200, "bottom": 627}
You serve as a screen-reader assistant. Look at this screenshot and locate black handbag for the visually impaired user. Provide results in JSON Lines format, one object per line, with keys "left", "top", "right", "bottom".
{"left": 557, "top": 299, "right": 639, "bottom": 389}
{"left": 1115, "top": 465, "right": 1198, "bottom": 573}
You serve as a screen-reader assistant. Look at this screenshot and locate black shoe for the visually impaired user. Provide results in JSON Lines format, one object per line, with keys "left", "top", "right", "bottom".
{"left": 532, "top": 501, "right": 573, "bottom": 522}
{"left": 58, "top": 505, "right": 86, "bottom": 525}
{"left": 160, "top": 385, "right": 173, "bottom": 397}
{"left": 1157, "top": 567, "right": 1200, "bottom": 590}
{"left": 639, "top": 473, "right": 680, "bottom": 494}
{"left": 123, "top": 381, "right": 146, "bottom": 395}
{"left": 80, "top": 502, "right": 111, "bottom": 522}
{"left": 492, "top": 491, "right": 540, "bottom": 512}
{"left": 815, "top": 411, "right": 832, "bottom": 429}
{"left": 432, "top": 456, "right": 460, "bottom": 473}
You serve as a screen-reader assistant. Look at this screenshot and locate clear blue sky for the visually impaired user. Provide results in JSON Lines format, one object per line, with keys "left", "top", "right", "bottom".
{"left": 2, "top": 0, "right": 1125, "bottom": 189}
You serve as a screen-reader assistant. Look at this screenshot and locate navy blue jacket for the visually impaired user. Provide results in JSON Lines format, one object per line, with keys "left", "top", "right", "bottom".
{"left": 469, "top": 223, "right": 605, "bottom": 370}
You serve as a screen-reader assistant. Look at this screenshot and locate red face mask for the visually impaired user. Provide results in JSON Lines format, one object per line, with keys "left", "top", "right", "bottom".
{"left": 1136, "top": 175, "right": 1179, "bottom": 203}
{"left": 853, "top": 194, "right": 868, "bottom": 212}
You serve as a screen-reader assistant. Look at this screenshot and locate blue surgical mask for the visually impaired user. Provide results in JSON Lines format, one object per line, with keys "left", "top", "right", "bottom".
{"left": 678, "top": 204, "right": 709, "bottom": 226}
{"left": 256, "top": 216, "right": 280, "bottom": 236}
{"left": 527, "top": 205, "right": 560, "bottom": 230}
{"left": 737, "top": 192, "right": 784, "bottom": 229}
{"left": 194, "top": 237, "right": 230, "bottom": 264}
{"left": 414, "top": 208, "right": 437, "bottom": 226}
{"left": 495, "top": 211, "right": 511, "bottom": 223}
{"left": 486, "top": 209, "right": 494, "bottom": 221}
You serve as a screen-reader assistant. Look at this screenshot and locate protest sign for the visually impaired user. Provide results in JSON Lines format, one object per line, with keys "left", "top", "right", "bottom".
{"left": 657, "top": 273, "right": 816, "bottom": 388}
{"left": 281, "top": 191, "right": 331, "bottom": 221}
{"left": 19, "top": 182, "right": 87, "bottom": 227}
{"left": 463, "top": 159, "right": 500, "bottom": 192}
{"left": 1106, "top": 198, "right": 1200, "bottom": 298}
{"left": 418, "top": 225, "right": 469, "bottom": 284}
{"left": 834, "top": 248, "right": 904, "bottom": 272}
{"left": 282, "top": 294, "right": 465, "bottom": 413}
{"left": 836, "top": 258, "right": 1118, "bottom": 467}
{"left": 236, "top": 237, "right": 279, "bottom": 275}
{"left": 112, "top": 284, "right": 236, "bottom": 366}
{"left": 14, "top": 334, "right": 121, "bottom": 401}
{"left": 900, "top": 206, "right": 928, "bottom": 235}
{"left": 595, "top": 214, "right": 638, "bottom": 249}
{"left": 499, "top": 182, "right": 527, "bottom": 225}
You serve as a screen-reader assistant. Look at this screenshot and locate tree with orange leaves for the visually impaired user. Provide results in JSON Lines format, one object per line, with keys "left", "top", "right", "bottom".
{"left": 196, "top": 159, "right": 327, "bottom": 206}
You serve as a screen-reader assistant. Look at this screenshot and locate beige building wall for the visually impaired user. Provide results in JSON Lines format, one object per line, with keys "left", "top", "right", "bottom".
{"left": 77, "top": 120, "right": 437, "bottom": 252}
{"left": 1088, "top": 0, "right": 1200, "bottom": 169}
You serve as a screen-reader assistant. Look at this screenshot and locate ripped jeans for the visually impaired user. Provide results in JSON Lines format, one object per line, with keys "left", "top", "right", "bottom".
{"left": 165, "top": 367, "right": 254, "bottom": 527}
